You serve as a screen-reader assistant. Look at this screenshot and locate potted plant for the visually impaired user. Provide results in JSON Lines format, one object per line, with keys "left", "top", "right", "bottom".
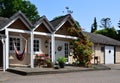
{"left": 57, "top": 57, "right": 67, "bottom": 68}
{"left": 45, "top": 59, "right": 53, "bottom": 68}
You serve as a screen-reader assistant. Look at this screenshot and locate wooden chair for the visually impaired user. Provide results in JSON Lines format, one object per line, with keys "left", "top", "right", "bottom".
{"left": 35, "top": 54, "right": 49, "bottom": 67}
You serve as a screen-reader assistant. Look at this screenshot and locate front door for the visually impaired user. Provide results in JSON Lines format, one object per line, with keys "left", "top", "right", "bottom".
{"left": 105, "top": 46, "right": 114, "bottom": 64}
{"left": 55, "top": 40, "right": 69, "bottom": 62}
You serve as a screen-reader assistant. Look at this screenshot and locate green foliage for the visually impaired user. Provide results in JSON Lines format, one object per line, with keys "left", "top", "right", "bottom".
{"left": 73, "top": 38, "right": 93, "bottom": 67}
{"left": 0, "top": 0, "right": 40, "bottom": 22}
{"left": 57, "top": 57, "right": 67, "bottom": 64}
{"left": 45, "top": 59, "right": 53, "bottom": 68}
{"left": 75, "top": 21, "right": 81, "bottom": 27}
{"left": 68, "top": 27, "right": 93, "bottom": 67}
{"left": 52, "top": 16, "right": 62, "bottom": 21}
{"left": 91, "top": 17, "right": 97, "bottom": 33}
{"left": 95, "top": 27, "right": 117, "bottom": 40}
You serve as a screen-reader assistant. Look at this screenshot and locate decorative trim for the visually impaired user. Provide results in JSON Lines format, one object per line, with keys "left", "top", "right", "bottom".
{"left": 0, "top": 13, "right": 32, "bottom": 31}
{"left": 33, "top": 31, "right": 52, "bottom": 36}
{"left": 33, "top": 19, "right": 52, "bottom": 33}
{"left": 55, "top": 34, "right": 78, "bottom": 39}
{"left": 7, "top": 28, "right": 31, "bottom": 34}
{"left": 57, "top": 46, "right": 62, "bottom": 51}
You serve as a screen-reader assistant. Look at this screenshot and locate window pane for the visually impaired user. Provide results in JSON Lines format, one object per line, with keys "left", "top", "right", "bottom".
{"left": 9, "top": 37, "right": 21, "bottom": 51}
{"left": 34, "top": 39, "right": 40, "bottom": 52}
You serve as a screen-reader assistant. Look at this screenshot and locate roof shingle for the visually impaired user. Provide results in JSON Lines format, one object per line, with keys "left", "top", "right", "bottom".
{"left": 50, "top": 14, "right": 70, "bottom": 29}
{"left": 0, "top": 17, "right": 9, "bottom": 29}
{"left": 83, "top": 32, "right": 120, "bottom": 46}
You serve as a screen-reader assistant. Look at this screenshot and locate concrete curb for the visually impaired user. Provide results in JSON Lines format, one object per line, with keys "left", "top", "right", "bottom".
{"left": 7, "top": 66, "right": 111, "bottom": 76}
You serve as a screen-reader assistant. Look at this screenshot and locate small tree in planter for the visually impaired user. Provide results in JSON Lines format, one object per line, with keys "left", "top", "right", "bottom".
{"left": 57, "top": 57, "right": 67, "bottom": 68}
{"left": 68, "top": 26, "right": 93, "bottom": 67}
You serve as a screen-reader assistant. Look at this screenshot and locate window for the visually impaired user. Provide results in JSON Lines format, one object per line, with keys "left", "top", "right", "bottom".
{"left": 101, "top": 47, "right": 104, "bottom": 52}
{"left": 64, "top": 42, "right": 69, "bottom": 62}
{"left": 9, "top": 37, "right": 21, "bottom": 52}
{"left": 34, "top": 39, "right": 40, "bottom": 52}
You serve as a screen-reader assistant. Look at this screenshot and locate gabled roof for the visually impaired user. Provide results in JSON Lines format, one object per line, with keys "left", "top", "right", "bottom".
{"left": 33, "top": 16, "right": 54, "bottom": 32}
{"left": 50, "top": 14, "right": 79, "bottom": 32}
{"left": 0, "top": 17, "right": 9, "bottom": 24}
{"left": 50, "top": 14, "right": 69, "bottom": 28}
{"left": 0, "top": 11, "right": 32, "bottom": 31}
{"left": 0, "top": 17, "right": 9, "bottom": 29}
{"left": 83, "top": 32, "right": 120, "bottom": 46}
{"left": 0, "top": 33, "right": 6, "bottom": 39}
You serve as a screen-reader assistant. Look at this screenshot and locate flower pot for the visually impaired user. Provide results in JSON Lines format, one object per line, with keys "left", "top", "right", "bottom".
{"left": 59, "top": 62, "right": 65, "bottom": 68}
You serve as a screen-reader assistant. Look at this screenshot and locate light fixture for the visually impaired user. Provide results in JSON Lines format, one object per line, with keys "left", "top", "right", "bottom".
{"left": 45, "top": 40, "right": 48, "bottom": 48}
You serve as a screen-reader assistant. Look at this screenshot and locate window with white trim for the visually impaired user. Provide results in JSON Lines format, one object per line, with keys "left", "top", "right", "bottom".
{"left": 34, "top": 39, "right": 40, "bottom": 52}
{"left": 9, "top": 37, "right": 21, "bottom": 52}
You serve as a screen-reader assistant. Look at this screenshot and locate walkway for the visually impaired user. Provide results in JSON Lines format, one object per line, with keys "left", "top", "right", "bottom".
{"left": 7, "top": 64, "right": 110, "bottom": 75}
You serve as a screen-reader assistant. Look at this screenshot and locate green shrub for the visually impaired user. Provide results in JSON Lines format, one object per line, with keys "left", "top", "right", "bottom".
{"left": 57, "top": 57, "right": 67, "bottom": 64}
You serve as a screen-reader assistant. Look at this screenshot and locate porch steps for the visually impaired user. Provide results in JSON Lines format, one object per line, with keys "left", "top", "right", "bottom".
{"left": 7, "top": 65, "right": 111, "bottom": 76}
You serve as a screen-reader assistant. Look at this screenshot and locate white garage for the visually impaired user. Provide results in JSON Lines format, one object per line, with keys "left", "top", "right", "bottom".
{"left": 105, "top": 46, "right": 114, "bottom": 64}
{"left": 83, "top": 32, "right": 120, "bottom": 64}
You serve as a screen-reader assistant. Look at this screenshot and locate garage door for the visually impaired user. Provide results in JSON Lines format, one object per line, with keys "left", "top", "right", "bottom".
{"left": 105, "top": 46, "right": 114, "bottom": 64}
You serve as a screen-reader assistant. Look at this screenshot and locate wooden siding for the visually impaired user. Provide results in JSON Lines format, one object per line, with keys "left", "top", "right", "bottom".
{"left": 34, "top": 23, "right": 50, "bottom": 33}
{"left": 55, "top": 21, "right": 73, "bottom": 36}
{"left": 9, "top": 19, "right": 30, "bottom": 30}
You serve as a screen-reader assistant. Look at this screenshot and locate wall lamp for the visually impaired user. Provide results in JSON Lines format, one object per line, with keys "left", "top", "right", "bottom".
{"left": 45, "top": 40, "right": 48, "bottom": 48}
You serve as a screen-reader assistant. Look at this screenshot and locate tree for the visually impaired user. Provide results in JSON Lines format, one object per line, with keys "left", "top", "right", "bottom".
{"left": 100, "top": 18, "right": 112, "bottom": 29}
{"left": 75, "top": 21, "right": 81, "bottom": 27}
{"left": 118, "top": 19, "right": 120, "bottom": 28}
{"left": 116, "top": 20, "right": 120, "bottom": 41}
{"left": 68, "top": 27, "right": 93, "bottom": 67}
{"left": 91, "top": 17, "right": 97, "bottom": 33}
{"left": 95, "top": 27, "right": 117, "bottom": 40}
{"left": 0, "top": 0, "right": 40, "bottom": 22}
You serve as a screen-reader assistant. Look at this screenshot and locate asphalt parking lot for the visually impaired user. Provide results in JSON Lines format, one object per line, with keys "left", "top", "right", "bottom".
{"left": 0, "top": 64, "right": 120, "bottom": 83}
{"left": 0, "top": 70, "right": 120, "bottom": 83}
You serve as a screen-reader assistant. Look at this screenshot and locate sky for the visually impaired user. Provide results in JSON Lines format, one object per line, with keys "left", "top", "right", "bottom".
{"left": 29, "top": 0, "right": 120, "bottom": 32}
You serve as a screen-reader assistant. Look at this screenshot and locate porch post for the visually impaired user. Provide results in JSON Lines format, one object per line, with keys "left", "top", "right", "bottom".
{"left": 51, "top": 34, "right": 55, "bottom": 63}
{"left": 5, "top": 29, "right": 9, "bottom": 69}
{"left": 1, "top": 39, "right": 6, "bottom": 72}
{"left": 30, "top": 31, "right": 34, "bottom": 68}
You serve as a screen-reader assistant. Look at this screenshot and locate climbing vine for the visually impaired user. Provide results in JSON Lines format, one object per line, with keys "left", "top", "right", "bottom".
{"left": 68, "top": 27, "right": 93, "bottom": 67}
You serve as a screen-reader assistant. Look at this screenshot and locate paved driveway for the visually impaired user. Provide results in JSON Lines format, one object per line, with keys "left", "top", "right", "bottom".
{"left": 106, "top": 64, "right": 120, "bottom": 70}
{"left": 0, "top": 64, "right": 120, "bottom": 83}
{"left": 0, "top": 70, "right": 120, "bottom": 83}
